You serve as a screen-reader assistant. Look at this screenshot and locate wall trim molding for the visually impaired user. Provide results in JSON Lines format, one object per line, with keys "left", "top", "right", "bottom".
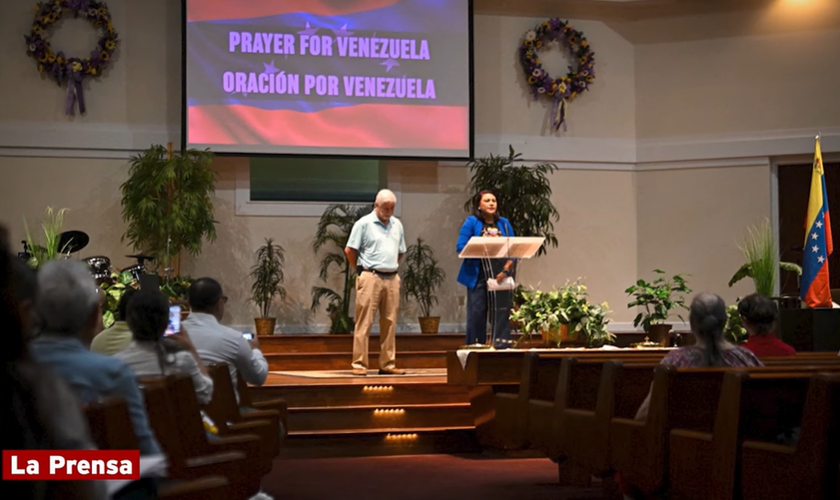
{"left": 1, "top": 121, "right": 838, "bottom": 172}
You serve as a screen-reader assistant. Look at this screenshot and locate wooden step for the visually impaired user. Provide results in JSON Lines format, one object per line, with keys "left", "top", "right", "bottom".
{"left": 257, "top": 333, "right": 467, "bottom": 354}
{"left": 288, "top": 402, "right": 475, "bottom": 434}
{"left": 266, "top": 350, "right": 447, "bottom": 370}
{"left": 251, "top": 381, "right": 470, "bottom": 408}
{"left": 278, "top": 429, "right": 481, "bottom": 459}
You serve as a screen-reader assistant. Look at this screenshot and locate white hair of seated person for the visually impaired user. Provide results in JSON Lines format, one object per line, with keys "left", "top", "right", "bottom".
{"left": 375, "top": 189, "right": 397, "bottom": 205}
{"left": 36, "top": 260, "right": 99, "bottom": 335}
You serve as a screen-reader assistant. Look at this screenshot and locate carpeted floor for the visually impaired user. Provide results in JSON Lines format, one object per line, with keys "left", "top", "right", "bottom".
{"left": 262, "top": 454, "right": 602, "bottom": 500}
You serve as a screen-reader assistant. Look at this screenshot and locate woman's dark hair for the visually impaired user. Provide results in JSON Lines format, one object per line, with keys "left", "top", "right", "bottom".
{"left": 472, "top": 190, "right": 500, "bottom": 222}
{"left": 126, "top": 289, "right": 178, "bottom": 375}
{"left": 116, "top": 288, "right": 138, "bottom": 322}
{"left": 737, "top": 293, "right": 778, "bottom": 336}
{"left": 688, "top": 293, "right": 728, "bottom": 367}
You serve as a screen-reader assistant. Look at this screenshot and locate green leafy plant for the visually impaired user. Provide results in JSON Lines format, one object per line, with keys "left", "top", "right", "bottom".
{"left": 161, "top": 275, "right": 193, "bottom": 303}
{"left": 311, "top": 204, "right": 373, "bottom": 334}
{"left": 626, "top": 270, "right": 692, "bottom": 332}
{"left": 401, "top": 238, "right": 446, "bottom": 318}
{"left": 100, "top": 270, "right": 139, "bottom": 329}
{"left": 724, "top": 300, "right": 747, "bottom": 344}
{"left": 464, "top": 146, "right": 559, "bottom": 256}
{"left": 728, "top": 219, "right": 802, "bottom": 296}
{"left": 120, "top": 145, "right": 217, "bottom": 277}
{"left": 510, "top": 280, "right": 614, "bottom": 348}
{"left": 24, "top": 207, "right": 70, "bottom": 268}
{"left": 250, "top": 238, "right": 286, "bottom": 318}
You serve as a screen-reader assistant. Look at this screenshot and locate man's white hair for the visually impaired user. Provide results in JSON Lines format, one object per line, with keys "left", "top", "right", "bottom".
{"left": 36, "top": 259, "right": 99, "bottom": 335}
{"left": 375, "top": 189, "right": 397, "bottom": 205}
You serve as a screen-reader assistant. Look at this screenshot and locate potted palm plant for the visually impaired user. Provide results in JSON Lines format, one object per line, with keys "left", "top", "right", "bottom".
{"left": 625, "top": 270, "right": 692, "bottom": 346}
{"left": 464, "top": 145, "right": 559, "bottom": 256}
{"left": 311, "top": 204, "right": 372, "bottom": 334}
{"left": 249, "top": 238, "right": 286, "bottom": 336}
{"left": 120, "top": 144, "right": 217, "bottom": 280}
{"left": 401, "top": 238, "right": 446, "bottom": 334}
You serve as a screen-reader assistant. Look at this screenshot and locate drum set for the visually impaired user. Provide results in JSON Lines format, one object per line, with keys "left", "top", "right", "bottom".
{"left": 18, "top": 229, "right": 154, "bottom": 286}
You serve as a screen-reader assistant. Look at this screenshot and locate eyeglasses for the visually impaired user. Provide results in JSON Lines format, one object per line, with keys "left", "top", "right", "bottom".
{"left": 220, "top": 295, "right": 228, "bottom": 304}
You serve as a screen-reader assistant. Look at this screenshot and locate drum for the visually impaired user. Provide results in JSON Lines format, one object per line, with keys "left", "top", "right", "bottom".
{"left": 83, "top": 256, "right": 112, "bottom": 280}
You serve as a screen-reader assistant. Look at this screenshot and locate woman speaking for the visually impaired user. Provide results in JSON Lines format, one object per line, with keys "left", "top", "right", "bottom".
{"left": 456, "top": 190, "right": 515, "bottom": 347}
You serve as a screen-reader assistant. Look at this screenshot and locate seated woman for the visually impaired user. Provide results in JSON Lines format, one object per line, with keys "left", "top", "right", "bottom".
{"left": 115, "top": 289, "right": 213, "bottom": 405}
{"left": 635, "top": 293, "right": 763, "bottom": 420}
{"left": 738, "top": 293, "right": 795, "bottom": 357}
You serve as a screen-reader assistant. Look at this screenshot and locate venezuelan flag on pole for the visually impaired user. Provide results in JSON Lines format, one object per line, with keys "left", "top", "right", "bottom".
{"left": 800, "top": 136, "right": 833, "bottom": 308}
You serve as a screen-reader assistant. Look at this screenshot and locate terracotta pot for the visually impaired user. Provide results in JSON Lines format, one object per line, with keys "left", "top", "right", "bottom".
{"left": 648, "top": 323, "right": 672, "bottom": 346}
{"left": 254, "top": 317, "right": 277, "bottom": 336}
{"left": 418, "top": 316, "right": 440, "bottom": 334}
{"left": 559, "top": 324, "right": 587, "bottom": 347}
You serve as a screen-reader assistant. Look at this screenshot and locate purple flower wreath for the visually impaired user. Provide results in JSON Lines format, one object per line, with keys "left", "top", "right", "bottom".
{"left": 519, "top": 19, "right": 595, "bottom": 131}
{"left": 24, "top": 0, "right": 119, "bottom": 116}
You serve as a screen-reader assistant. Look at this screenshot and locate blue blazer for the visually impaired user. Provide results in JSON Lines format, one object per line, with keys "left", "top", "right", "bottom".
{"left": 456, "top": 215, "right": 515, "bottom": 289}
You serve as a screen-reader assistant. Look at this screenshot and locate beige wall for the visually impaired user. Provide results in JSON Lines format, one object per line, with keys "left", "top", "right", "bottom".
{"left": 636, "top": 165, "right": 772, "bottom": 306}
{"left": 1, "top": 0, "right": 834, "bottom": 331}
{"left": 635, "top": 27, "right": 840, "bottom": 138}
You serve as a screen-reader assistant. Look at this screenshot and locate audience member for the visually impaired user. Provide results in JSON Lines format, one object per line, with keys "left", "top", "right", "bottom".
{"left": 116, "top": 289, "right": 213, "bottom": 404}
{"left": 1, "top": 227, "right": 107, "bottom": 499}
{"left": 28, "top": 260, "right": 162, "bottom": 455}
{"left": 738, "top": 293, "right": 795, "bottom": 357}
{"left": 182, "top": 277, "right": 268, "bottom": 403}
{"left": 91, "top": 287, "right": 138, "bottom": 355}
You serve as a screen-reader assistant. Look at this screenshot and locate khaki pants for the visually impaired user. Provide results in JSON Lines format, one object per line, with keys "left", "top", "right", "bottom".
{"left": 352, "top": 272, "right": 400, "bottom": 370}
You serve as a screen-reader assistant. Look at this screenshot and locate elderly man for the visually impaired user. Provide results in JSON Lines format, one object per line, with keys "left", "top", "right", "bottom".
{"left": 28, "top": 260, "right": 162, "bottom": 456}
{"left": 345, "top": 189, "right": 407, "bottom": 376}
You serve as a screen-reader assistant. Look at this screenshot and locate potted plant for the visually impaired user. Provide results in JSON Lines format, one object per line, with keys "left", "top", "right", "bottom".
{"left": 100, "top": 270, "right": 139, "bottom": 329}
{"left": 626, "top": 270, "right": 692, "bottom": 346}
{"left": 311, "top": 204, "right": 373, "bottom": 334}
{"left": 23, "top": 207, "right": 70, "bottom": 268}
{"left": 724, "top": 299, "right": 747, "bottom": 344}
{"left": 401, "top": 238, "right": 446, "bottom": 334}
{"left": 510, "top": 280, "right": 614, "bottom": 348}
{"left": 728, "top": 219, "right": 802, "bottom": 296}
{"left": 249, "top": 238, "right": 286, "bottom": 336}
{"left": 120, "top": 143, "right": 217, "bottom": 280}
{"left": 464, "top": 146, "right": 559, "bottom": 256}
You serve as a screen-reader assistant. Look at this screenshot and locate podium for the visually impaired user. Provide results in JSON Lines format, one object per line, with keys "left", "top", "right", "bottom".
{"left": 458, "top": 236, "right": 544, "bottom": 348}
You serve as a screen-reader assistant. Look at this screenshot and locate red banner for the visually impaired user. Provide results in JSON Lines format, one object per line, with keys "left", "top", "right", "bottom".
{"left": 3, "top": 450, "right": 140, "bottom": 480}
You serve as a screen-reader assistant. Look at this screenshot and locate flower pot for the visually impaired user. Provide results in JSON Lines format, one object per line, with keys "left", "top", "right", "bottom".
{"left": 418, "top": 316, "right": 440, "bottom": 334}
{"left": 559, "top": 324, "right": 587, "bottom": 347}
{"left": 648, "top": 323, "right": 672, "bottom": 346}
{"left": 254, "top": 317, "right": 276, "bottom": 336}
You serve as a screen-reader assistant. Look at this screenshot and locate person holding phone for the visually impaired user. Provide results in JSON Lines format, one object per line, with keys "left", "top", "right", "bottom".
{"left": 115, "top": 290, "right": 214, "bottom": 405}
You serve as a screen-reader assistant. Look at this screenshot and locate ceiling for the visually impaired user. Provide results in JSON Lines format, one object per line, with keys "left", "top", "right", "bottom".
{"left": 474, "top": 0, "right": 840, "bottom": 43}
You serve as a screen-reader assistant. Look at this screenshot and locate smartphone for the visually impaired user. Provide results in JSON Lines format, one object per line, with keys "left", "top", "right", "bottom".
{"left": 242, "top": 332, "right": 254, "bottom": 341}
{"left": 165, "top": 305, "right": 181, "bottom": 335}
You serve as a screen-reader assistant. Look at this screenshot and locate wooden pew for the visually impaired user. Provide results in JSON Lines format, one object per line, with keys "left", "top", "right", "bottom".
{"left": 236, "top": 373, "right": 289, "bottom": 437}
{"left": 140, "top": 376, "right": 265, "bottom": 498}
{"left": 613, "top": 363, "right": 840, "bottom": 497}
{"left": 83, "top": 397, "right": 230, "bottom": 500}
{"left": 563, "top": 359, "right": 662, "bottom": 477}
{"left": 204, "top": 363, "right": 281, "bottom": 475}
{"left": 738, "top": 372, "right": 840, "bottom": 500}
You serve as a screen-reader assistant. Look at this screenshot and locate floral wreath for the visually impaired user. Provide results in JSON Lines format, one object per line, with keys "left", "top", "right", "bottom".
{"left": 24, "top": 0, "right": 119, "bottom": 116}
{"left": 519, "top": 19, "right": 595, "bottom": 131}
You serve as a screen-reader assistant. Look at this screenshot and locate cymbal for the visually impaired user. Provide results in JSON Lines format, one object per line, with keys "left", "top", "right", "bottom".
{"left": 58, "top": 230, "right": 89, "bottom": 254}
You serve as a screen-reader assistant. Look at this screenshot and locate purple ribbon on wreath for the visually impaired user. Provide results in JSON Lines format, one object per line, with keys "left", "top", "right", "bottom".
{"left": 550, "top": 95, "right": 567, "bottom": 132}
{"left": 65, "top": 74, "right": 86, "bottom": 116}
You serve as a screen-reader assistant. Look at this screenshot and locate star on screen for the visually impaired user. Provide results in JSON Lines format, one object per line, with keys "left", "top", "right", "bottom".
{"left": 298, "top": 22, "right": 318, "bottom": 36}
{"left": 381, "top": 58, "right": 400, "bottom": 72}
{"left": 332, "top": 24, "right": 354, "bottom": 36}
{"left": 263, "top": 60, "right": 279, "bottom": 74}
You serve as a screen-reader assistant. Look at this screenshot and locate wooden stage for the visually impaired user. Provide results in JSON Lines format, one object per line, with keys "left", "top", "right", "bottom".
{"left": 246, "top": 332, "right": 654, "bottom": 458}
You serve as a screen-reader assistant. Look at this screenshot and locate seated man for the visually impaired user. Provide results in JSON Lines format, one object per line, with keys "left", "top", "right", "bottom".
{"left": 91, "top": 288, "right": 137, "bottom": 355}
{"left": 182, "top": 278, "right": 268, "bottom": 403}
{"left": 28, "top": 260, "right": 161, "bottom": 456}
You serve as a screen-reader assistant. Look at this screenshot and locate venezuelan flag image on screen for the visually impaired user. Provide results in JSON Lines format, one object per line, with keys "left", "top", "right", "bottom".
{"left": 184, "top": 0, "right": 472, "bottom": 158}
